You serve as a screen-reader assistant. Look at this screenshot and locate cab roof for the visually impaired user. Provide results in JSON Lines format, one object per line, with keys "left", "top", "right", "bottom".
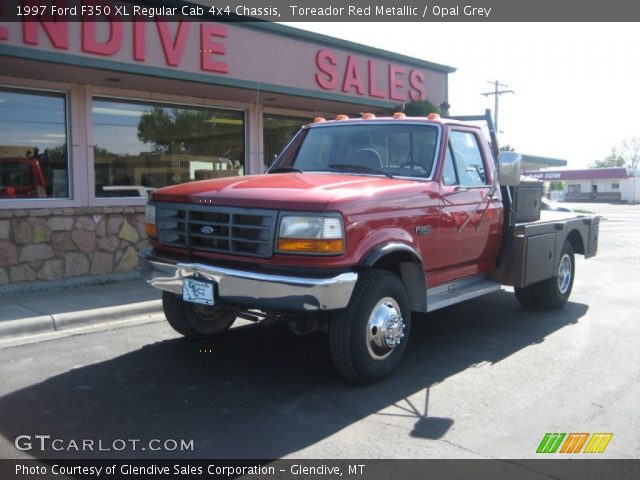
{"left": 304, "top": 113, "right": 481, "bottom": 130}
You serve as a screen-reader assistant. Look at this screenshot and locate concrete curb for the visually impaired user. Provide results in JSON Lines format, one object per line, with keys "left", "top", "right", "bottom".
{"left": 53, "top": 299, "right": 163, "bottom": 330}
{"left": 0, "top": 299, "right": 163, "bottom": 339}
{"left": 0, "top": 279, "right": 164, "bottom": 340}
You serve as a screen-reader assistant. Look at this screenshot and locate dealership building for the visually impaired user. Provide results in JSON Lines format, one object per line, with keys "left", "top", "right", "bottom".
{"left": 525, "top": 167, "right": 640, "bottom": 203}
{"left": 0, "top": 8, "right": 454, "bottom": 292}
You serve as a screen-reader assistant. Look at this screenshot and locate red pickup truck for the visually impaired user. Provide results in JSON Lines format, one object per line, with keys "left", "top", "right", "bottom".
{"left": 140, "top": 112, "right": 599, "bottom": 383}
{"left": 0, "top": 157, "right": 47, "bottom": 198}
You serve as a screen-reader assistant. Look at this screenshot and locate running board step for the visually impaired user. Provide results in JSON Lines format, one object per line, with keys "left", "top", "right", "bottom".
{"left": 426, "top": 276, "right": 502, "bottom": 312}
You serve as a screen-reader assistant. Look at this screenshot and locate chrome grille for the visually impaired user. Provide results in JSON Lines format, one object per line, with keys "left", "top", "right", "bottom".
{"left": 155, "top": 203, "right": 277, "bottom": 258}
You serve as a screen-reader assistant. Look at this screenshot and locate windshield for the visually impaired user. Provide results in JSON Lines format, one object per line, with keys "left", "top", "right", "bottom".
{"left": 273, "top": 123, "right": 439, "bottom": 179}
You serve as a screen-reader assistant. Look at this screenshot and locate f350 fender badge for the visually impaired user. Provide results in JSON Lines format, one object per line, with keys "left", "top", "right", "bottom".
{"left": 415, "top": 225, "right": 432, "bottom": 236}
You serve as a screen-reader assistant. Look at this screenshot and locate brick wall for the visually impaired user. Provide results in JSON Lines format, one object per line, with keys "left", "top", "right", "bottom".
{"left": 0, "top": 207, "right": 148, "bottom": 293}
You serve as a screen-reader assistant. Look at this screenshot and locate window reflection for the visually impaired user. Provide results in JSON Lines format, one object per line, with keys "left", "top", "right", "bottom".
{"left": 92, "top": 98, "right": 245, "bottom": 197}
{"left": 263, "top": 114, "right": 307, "bottom": 169}
{"left": 0, "top": 88, "right": 69, "bottom": 199}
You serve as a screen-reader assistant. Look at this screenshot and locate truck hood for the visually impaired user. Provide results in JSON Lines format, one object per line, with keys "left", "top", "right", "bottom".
{"left": 151, "top": 173, "right": 420, "bottom": 210}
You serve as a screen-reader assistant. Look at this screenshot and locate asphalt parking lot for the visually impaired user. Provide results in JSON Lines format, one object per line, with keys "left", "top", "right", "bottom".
{"left": 0, "top": 202, "right": 637, "bottom": 460}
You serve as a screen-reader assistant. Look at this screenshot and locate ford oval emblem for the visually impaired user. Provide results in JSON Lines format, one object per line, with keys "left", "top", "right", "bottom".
{"left": 200, "top": 226, "right": 215, "bottom": 235}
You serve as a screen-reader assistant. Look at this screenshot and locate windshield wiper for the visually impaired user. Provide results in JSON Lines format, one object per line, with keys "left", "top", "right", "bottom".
{"left": 269, "top": 166, "right": 304, "bottom": 173}
{"left": 329, "top": 164, "right": 394, "bottom": 178}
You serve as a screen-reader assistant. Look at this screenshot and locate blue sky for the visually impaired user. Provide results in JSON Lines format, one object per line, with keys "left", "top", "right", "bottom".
{"left": 284, "top": 23, "right": 640, "bottom": 168}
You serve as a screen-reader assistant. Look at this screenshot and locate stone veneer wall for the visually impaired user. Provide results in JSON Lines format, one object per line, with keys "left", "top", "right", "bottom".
{"left": 0, "top": 206, "right": 148, "bottom": 293}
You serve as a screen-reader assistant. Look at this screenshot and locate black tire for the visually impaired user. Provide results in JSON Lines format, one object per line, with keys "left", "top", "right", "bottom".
{"left": 514, "top": 285, "right": 538, "bottom": 308}
{"left": 329, "top": 269, "right": 411, "bottom": 384}
{"left": 162, "top": 291, "right": 237, "bottom": 338}
{"left": 535, "top": 241, "right": 575, "bottom": 310}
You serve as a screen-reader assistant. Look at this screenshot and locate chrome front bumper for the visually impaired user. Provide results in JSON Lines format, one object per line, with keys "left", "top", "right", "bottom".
{"left": 139, "top": 248, "right": 357, "bottom": 311}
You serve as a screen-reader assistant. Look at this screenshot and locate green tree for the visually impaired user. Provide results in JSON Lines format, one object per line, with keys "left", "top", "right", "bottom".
{"left": 403, "top": 99, "right": 440, "bottom": 117}
{"left": 621, "top": 137, "right": 640, "bottom": 169}
{"left": 591, "top": 148, "right": 625, "bottom": 168}
{"left": 137, "top": 107, "right": 218, "bottom": 154}
{"left": 136, "top": 107, "right": 244, "bottom": 160}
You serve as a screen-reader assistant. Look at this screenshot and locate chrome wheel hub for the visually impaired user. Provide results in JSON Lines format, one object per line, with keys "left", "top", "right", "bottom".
{"left": 366, "top": 297, "right": 405, "bottom": 360}
{"left": 557, "top": 253, "right": 572, "bottom": 295}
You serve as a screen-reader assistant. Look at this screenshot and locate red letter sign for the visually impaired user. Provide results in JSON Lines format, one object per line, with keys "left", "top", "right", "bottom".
{"left": 409, "top": 70, "right": 426, "bottom": 101}
{"left": 388, "top": 65, "right": 406, "bottom": 101}
{"left": 200, "top": 24, "right": 228, "bottom": 74}
{"left": 368, "top": 60, "right": 385, "bottom": 99}
{"left": 156, "top": 21, "right": 190, "bottom": 67}
{"left": 82, "top": 21, "right": 123, "bottom": 56}
{"left": 133, "top": 19, "right": 146, "bottom": 62}
{"left": 342, "top": 55, "right": 364, "bottom": 95}
{"left": 315, "top": 49, "right": 337, "bottom": 90}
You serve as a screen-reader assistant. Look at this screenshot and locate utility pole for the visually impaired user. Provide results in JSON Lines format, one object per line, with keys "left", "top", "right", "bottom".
{"left": 481, "top": 80, "right": 514, "bottom": 135}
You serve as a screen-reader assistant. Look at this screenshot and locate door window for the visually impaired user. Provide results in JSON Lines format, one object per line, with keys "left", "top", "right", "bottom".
{"left": 442, "top": 145, "right": 459, "bottom": 186}
{"left": 448, "top": 131, "right": 487, "bottom": 186}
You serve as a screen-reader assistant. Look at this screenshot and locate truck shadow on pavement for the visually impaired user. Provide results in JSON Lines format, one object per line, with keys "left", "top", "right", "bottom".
{"left": 0, "top": 291, "right": 588, "bottom": 459}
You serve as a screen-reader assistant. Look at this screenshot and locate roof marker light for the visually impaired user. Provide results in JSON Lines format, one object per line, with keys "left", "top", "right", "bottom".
{"left": 335, "top": 114, "right": 349, "bottom": 121}
{"left": 313, "top": 117, "right": 326, "bottom": 123}
{"left": 428, "top": 113, "right": 441, "bottom": 120}
{"left": 362, "top": 113, "right": 376, "bottom": 119}
{"left": 393, "top": 112, "right": 406, "bottom": 119}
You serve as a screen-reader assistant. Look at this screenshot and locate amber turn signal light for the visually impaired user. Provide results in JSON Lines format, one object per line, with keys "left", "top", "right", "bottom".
{"left": 277, "top": 238, "right": 344, "bottom": 254}
{"left": 145, "top": 223, "right": 158, "bottom": 238}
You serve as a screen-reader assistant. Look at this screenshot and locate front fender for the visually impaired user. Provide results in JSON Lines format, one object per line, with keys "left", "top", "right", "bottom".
{"left": 360, "top": 242, "right": 422, "bottom": 267}
{"left": 353, "top": 230, "right": 427, "bottom": 312}
{"left": 352, "top": 228, "right": 422, "bottom": 266}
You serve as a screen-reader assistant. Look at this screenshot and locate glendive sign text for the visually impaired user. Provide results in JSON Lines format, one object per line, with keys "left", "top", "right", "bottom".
{"left": 1, "top": 19, "right": 431, "bottom": 102}
{"left": 14, "top": 20, "right": 229, "bottom": 73}
{"left": 315, "top": 49, "right": 427, "bottom": 102}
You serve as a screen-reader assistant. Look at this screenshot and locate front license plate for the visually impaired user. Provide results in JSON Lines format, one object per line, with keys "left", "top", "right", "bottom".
{"left": 183, "top": 278, "right": 215, "bottom": 306}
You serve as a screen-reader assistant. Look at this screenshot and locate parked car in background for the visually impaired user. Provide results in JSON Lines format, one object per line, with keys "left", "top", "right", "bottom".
{"left": 101, "top": 186, "right": 155, "bottom": 198}
{"left": 541, "top": 197, "right": 574, "bottom": 213}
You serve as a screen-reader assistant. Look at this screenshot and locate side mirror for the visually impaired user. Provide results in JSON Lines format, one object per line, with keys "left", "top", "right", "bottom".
{"left": 498, "top": 152, "right": 522, "bottom": 186}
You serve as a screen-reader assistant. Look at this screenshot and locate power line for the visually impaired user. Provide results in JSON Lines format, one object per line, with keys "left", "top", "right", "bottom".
{"left": 481, "top": 80, "right": 514, "bottom": 135}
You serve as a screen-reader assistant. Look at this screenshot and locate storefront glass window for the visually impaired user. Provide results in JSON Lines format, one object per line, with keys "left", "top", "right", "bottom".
{"left": 263, "top": 114, "right": 307, "bottom": 169}
{"left": 0, "top": 88, "right": 69, "bottom": 199}
{"left": 92, "top": 98, "right": 245, "bottom": 197}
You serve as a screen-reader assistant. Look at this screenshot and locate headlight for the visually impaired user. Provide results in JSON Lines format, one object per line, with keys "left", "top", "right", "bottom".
{"left": 144, "top": 204, "right": 157, "bottom": 238}
{"left": 277, "top": 214, "right": 344, "bottom": 254}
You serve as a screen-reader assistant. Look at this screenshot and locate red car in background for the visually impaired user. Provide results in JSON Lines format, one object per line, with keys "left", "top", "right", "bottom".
{"left": 0, "top": 157, "right": 47, "bottom": 198}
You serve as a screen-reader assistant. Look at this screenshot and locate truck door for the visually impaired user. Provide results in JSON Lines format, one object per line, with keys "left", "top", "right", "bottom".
{"left": 435, "top": 129, "right": 502, "bottom": 277}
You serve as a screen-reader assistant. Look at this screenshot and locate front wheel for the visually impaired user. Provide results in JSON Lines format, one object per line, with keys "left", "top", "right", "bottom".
{"left": 329, "top": 269, "right": 411, "bottom": 384}
{"left": 162, "top": 291, "right": 237, "bottom": 338}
